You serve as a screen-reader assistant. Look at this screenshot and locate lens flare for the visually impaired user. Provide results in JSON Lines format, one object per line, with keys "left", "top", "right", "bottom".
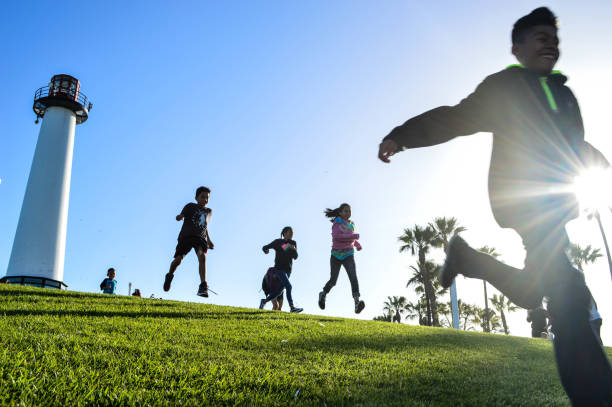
{"left": 572, "top": 167, "right": 612, "bottom": 211}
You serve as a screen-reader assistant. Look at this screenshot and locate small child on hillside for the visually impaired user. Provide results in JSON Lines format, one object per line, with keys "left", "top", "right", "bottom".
{"left": 258, "top": 227, "right": 303, "bottom": 313}
{"left": 100, "top": 268, "right": 117, "bottom": 295}
{"left": 318, "top": 203, "right": 365, "bottom": 314}
{"left": 163, "top": 186, "right": 214, "bottom": 297}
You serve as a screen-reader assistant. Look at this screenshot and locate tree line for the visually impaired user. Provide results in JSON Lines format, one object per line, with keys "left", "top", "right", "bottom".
{"left": 374, "top": 216, "right": 602, "bottom": 335}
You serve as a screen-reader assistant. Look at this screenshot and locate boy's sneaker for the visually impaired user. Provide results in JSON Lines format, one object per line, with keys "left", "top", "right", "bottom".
{"left": 318, "top": 291, "right": 326, "bottom": 310}
{"left": 197, "top": 282, "right": 209, "bottom": 297}
{"left": 163, "top": 273, "right": 174, "bottom": 292}
{"left": 290, "top": 306, "right": 303, "bottom": 313}
{"left": 259, "top": 299, "right": 266, "bottom": 309}
{"left": 439, "top": 234, "right": 467, "bottom": 289}
{"left": 355, "top": 300, "right": 365, "bottom": 314}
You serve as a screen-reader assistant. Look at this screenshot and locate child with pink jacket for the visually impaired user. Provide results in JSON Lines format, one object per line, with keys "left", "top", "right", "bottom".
{"left": 318, "top": 203, "right": 365, "bottom": 314}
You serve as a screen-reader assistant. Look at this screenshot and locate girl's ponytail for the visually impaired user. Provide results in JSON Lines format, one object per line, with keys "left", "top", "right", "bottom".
{"left": 324, "top": 203, "right": 350, "bottom": 222}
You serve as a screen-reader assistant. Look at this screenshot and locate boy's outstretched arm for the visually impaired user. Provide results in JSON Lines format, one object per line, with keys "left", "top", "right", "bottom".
{"left": 378, "top": 78, "right": 495, "bottom": 162}
{"left": 176, "top": 214, "right": 184, "bottom": 221}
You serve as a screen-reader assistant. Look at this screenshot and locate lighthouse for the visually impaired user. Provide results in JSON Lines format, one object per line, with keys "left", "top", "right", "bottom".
{"left": 2, "top": 75, "right": 92, "bottom": 289}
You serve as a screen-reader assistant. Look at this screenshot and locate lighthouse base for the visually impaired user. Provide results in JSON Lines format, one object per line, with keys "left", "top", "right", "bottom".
{"left": 0, "top": 276, "right": 67, "bottom": 290}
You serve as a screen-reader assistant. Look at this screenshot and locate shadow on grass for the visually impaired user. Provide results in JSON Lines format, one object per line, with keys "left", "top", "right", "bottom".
{"left": 0, "top": 308, "right": 343, "bottom": 323}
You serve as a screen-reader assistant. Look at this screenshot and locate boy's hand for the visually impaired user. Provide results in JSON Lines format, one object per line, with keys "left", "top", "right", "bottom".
{"left": 208, "top": 241, "right": 214, "bottom": 250}
{"left": 263, "top": 248, "right": 269, "bottom": 254}
{"left": 176, "top": 214, "right": 184, "bottom": 221}
{"left": 378, "top": 139, "right": 399, "bottom": 163}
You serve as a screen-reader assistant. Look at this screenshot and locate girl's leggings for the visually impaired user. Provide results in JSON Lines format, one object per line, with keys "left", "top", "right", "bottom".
{"left": 323, "top": 255, "right": 360, "bottom": 297}
{"left": 265, "top": 269, "right": 293, "bottom": 307}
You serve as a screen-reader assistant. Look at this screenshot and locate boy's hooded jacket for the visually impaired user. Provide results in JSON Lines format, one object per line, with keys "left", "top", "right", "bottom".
{"left": 384, "top": 65, "right": 585, "bottom": 229}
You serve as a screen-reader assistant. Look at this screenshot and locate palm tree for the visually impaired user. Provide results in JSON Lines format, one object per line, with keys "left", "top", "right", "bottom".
{"left": 404, "top": 297, "right": 428, "bottom": 325}
{"left": 429, "top": 217, "right": 467, "bottom": 329}
{"left": 568, "top": 242, "right": 602, "bottom": 272}
{"left": 471, "top": 306, "right": 503, "bottom": 333}
{"left": 489, "top": 293, "right": 518, "bottom": 335}
{"left": 458, "top": 301, "right": 477, "bottom": 330}
{"left": 383, "top": 296, "right": 407, "bottom": 323}
{"left": 399, "top": 225, "right": 439, "bottom": 326}
{"left": 587, "top": 210, "right": 612, "bottom": 280}
{"left": 373, "top": 311, "right": 393, "bottom": 322}
{"left": 406, "top": 259, "right": 442, "bottom": 326}
{"left": 477, "top": 246, "right": 501, "bottom": 333}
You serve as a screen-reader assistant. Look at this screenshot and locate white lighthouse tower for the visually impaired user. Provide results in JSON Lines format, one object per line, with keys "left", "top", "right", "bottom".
{"left": 2, "top": 75, "right": 92, "bottom": 289}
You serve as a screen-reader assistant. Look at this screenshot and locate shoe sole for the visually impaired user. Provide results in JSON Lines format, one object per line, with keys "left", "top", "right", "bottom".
{"left": 355, "top": 301, "right": 365, "bottom": 314}
{"left": 197, "top": 292, "right": 209, "bottom": 298}
{"left": 318, "top": 293, "right": 325, "bottom": 310}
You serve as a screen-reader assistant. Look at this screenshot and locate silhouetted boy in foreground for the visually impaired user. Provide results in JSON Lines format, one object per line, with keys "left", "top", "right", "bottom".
{"left": 378, "top": 8, "right": 611, "bottom": 406}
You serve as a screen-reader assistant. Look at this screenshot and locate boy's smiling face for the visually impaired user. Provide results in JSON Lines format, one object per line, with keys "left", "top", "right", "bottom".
{"left": 196, "top": 191, "right": 209, "bottom": 206}
{"left": 512, "top": 25, "right": 559, "bottom": 75}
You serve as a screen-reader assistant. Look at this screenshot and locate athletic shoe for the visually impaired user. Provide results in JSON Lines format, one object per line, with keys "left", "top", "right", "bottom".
{"left": 163, "top": 273, "right": 174, "bottom": 292}
{"left": 197, "top": 282, "right": 209, "bottom": 297}
{"left": 439, "top": 234, "right": 467, "bottom": 289}
{"left": 290, "top": 306, "right": 303, "bottom": 313}
{"left": 355, "top": 300, "right": 365, "bottom": 314}
{"left": 259, "top": 299, "right": 266, "bottom": 309}
{"left": 318, "top": 291, "right": 326, "bottom": 310}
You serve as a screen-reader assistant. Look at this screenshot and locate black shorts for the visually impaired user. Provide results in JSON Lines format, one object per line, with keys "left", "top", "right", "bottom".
{"left": 174, "top": 236, "right": 208, "bottom": 258}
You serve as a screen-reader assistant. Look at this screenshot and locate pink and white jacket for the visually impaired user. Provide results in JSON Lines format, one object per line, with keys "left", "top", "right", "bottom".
{"left": 331, "top": 217, "right": 361, "bottom": 251}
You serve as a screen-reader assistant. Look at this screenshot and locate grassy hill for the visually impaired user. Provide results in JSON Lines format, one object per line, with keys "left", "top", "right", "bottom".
{"left": 1, "top": 285, "right": 607, "bottom": 406}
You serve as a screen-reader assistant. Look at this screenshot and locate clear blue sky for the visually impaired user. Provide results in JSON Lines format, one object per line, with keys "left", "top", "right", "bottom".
{"left": 2, "top": 1, "right": 612, "bottom": 343}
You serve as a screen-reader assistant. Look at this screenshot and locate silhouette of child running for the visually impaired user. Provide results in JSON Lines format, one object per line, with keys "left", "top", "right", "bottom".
{"left": 378, "top": 8, "right": 611, "bottom": 405}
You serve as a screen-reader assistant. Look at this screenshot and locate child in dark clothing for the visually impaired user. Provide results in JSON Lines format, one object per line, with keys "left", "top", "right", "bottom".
{"left": 259, "top": 227, "right": 303, "bottom": 313}
{"left": 100, "top": 268, "right": 117, "bottom": 295}
{"left": 527, "top": 307, "right": 549, "bottom": 338}
{"left": 378, "top": 8, "right": 611, "bottom": 405}
{"left": 163, "top": 186, "right": 214, "bottom": 297}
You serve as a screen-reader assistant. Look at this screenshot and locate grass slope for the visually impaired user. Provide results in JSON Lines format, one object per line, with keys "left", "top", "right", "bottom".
{"left": 1, "top": 285, "right": 608, "bottom": 406}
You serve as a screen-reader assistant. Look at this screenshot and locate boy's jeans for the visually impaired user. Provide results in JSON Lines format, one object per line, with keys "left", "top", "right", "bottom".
{"left": 459, "top": 220, "right": 612, "bottom": 405}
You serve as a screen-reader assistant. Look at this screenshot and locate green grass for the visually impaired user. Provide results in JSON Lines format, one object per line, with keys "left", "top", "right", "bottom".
{"left": 1, "top": 286, "right": 609, "bottom": 406}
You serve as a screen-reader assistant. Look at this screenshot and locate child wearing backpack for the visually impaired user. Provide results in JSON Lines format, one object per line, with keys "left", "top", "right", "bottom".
{"left": 258, "top": 226, "right": 303, "bottom": 313}
{"left": 318, "top": 203, "right": 365, "bottom": 314}
{"left": 261, "top": 267, "right": 284, "bottom": 310}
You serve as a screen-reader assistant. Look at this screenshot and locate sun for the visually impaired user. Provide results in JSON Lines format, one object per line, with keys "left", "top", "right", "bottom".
{"left": 572, "top": 167, "right": 612, "bottom": 212}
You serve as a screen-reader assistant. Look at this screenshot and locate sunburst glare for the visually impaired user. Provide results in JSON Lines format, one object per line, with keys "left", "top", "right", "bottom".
{"left": 572, "top": 167, "right": 612, "bottom": 211}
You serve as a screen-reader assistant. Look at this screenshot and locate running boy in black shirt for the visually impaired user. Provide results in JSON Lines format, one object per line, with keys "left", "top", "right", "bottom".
{"left": 378, "top": 8, "right": 611, "bottom": 405}
{"left": 163, "top": 186, "right": 214, "bottom": 297}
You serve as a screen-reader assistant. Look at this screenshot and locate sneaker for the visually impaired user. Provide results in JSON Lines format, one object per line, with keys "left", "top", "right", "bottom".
{"left": 318, "top": 291, "right": 326, "bottom": 310}
{"left": 163, "top": 273, "right": 174, "bottom": 292}
{"left": 355, "top": 300, "right": 365, "bottom": 314}
{"left": 439, "top": 234, "right": 467, "bottom": 289}
{"left": 259, "top": 299, "right": 266, "bottom": 309}
{"left": 197, "top": 282, "right": 209, "bottom": 297}
{"left": 290, "top": 306, "right": 303, "bottom": 313}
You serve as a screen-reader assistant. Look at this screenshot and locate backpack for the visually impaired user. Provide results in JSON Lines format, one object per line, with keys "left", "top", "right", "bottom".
{"left": 261, "top": 267, "right": 280, "bottom": 296}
